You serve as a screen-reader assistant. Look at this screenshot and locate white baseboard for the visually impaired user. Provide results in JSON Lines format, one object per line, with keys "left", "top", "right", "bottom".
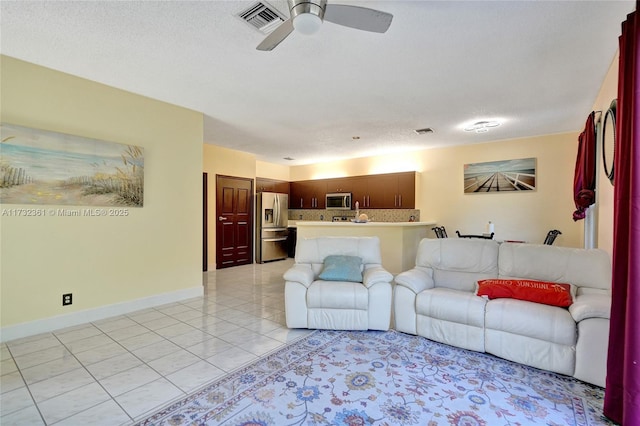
{"left": 0, "top": 286, "right": 204, "bottom": 343}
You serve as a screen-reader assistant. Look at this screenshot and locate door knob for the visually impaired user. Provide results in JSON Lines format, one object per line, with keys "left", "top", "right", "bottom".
{"left": 218, "top": 216, "right": 227, "bottom": 221}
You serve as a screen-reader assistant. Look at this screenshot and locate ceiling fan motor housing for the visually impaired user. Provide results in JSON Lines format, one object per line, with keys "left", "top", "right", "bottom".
{"left": 257, "top": 0, "right": 392, "bottom": 50}
{"left": 289, "top": 0, "right": 327, "bottom": 21}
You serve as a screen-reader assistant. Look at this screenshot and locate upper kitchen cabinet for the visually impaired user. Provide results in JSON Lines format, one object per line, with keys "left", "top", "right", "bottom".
{"left": 396, "top": 172, "right": 416, "bottom": 208}
{"left": 256, "top": 177, "right": 290, "bottom": 194}
{"left": 350, "top": 176, "right": 370, "bottom": 209}
{"left": 290, "top": 171, "right": 417, "bottom": 209}
{"left": 372, "top": 172, "right": 415, "bottom": 208}
{"left": 325, "top": 177, "right": 355, "bottom": 193}
{"left": 290, "top": 180, "right": 326, "bottom": 209}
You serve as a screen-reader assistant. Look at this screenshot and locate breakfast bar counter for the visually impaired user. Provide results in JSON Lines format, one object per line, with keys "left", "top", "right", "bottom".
{"left": 295, "top": 221, "right": 435, "bottom": 274}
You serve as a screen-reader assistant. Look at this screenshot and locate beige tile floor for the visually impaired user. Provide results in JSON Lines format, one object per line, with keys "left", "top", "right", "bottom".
{"left": 0, "top": 259, "right": 310, "bottom": 425}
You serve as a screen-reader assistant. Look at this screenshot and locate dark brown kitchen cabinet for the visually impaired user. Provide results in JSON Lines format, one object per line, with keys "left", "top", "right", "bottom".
{"left": 256, "top": 177, "right": 289, "bottom": 194}
{"left": 352, "top": 172, "right": 416, "bottom": 209}
{"left": 396, "top": 172, "right": 416, "bottom": 208}
{"left": 290, "top": 180, "right": 326, "bottom": 209}
{"left": 350, "top": 176, "right": 370, "bottom": 209}
{"left": 325, "top": 177, "right": 355, "bottom": 193}
{"left": 290, "top": 171, "right": 416, "bottom": 209}
{"left": 373, "top": 174, "right": 399, "bottom": 208}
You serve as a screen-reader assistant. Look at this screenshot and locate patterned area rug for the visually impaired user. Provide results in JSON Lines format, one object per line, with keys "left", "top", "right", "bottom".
{"left": 136, "top": 330, "right": 613, "bottom": 426}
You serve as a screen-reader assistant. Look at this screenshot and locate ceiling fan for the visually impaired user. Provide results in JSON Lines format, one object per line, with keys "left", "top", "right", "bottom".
{"left": 257, "top": 0, "right": 393, "bottom": 51}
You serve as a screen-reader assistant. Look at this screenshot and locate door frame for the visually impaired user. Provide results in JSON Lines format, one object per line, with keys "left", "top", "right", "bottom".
{"left": 215, "top": 174, "right": 254, "bottom": 269}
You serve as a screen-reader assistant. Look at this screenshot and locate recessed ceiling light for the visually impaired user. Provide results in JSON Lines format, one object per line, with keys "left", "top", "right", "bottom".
{"left": 352, "top": 136, "right": 361, "bottom": 140}
{"left": 464, "top": 121, "right": 501, "bottom": 133}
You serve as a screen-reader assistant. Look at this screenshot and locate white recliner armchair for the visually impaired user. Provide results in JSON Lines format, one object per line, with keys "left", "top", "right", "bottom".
{"left": 283, "top": 236, "right": 393, "bottom": 330}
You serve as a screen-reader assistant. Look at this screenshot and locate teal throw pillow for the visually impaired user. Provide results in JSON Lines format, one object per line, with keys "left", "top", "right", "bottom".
{"left": 318, "top": 255, "right": 363, "bottom": 283}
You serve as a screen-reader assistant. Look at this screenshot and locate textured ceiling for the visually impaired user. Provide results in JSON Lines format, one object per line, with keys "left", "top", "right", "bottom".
{"left": 0, "top": 1, "right": 635, "bottom": 165}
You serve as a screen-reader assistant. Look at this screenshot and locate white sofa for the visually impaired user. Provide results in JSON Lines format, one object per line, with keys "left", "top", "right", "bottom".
{"left": 283, "top": 236, "right": 393, "bottom": 331}
{"left": 393, "top": 238, "right": 611, "bottom": 387}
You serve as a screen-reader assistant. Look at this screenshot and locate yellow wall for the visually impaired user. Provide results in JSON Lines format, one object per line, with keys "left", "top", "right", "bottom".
{"left": 256, "top": 160, "right": 290, "bottom": 181}
{"left": 290, "top": 153, "right": 422, "bottom": 181}
{"left": 417, "top": 133, "right": 582, "bottom": 246}
{"left": 1, "top": 56, "right": 203, "bottom": 331}
{"left": 203, "top": 144, "right": 256, "bottom": 179}
{"left": 202, "top": 144, "right": 257, "bottom": 269}
{"left": 290, "top": 133, "right": 583, "bottom": 247}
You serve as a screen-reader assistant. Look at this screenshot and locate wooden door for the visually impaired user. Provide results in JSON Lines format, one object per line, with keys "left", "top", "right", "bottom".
{"left": 216, "top": 175, "right": 253, "bottom": 269}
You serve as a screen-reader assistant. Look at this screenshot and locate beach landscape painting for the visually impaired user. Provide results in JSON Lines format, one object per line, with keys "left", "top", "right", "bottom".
{"left": 0, "top": 123, "right": 144, "bottom": 206}
{"left": 464, "top": 157, "right": 536, "bottom": 193}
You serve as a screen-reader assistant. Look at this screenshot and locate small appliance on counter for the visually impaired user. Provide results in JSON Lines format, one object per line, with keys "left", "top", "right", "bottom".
{"left": 332, "top": 215, "right": 355, "bottom": 222}
{"left": 256, "top": 192, "right": 289, "bottom": 263}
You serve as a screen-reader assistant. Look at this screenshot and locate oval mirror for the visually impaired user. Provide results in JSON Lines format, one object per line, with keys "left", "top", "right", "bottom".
{"left": 602, "top": 99, "right": 616, "bottom": 185}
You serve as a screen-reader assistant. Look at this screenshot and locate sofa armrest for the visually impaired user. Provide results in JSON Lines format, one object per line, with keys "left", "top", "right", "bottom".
{"left": 569, "top": 294, "right": 611, "bottom": 322}
{"left": 362, "top": 266, "right": 393, "bottom": 288}
{"left": 394, "top": 266, "right": 434, "bottom": 294}
{"left": 283, "top": 264, "right": 315, "bottom": 288}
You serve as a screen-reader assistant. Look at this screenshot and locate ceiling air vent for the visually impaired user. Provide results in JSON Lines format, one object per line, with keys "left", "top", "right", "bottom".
{"left": 238, "top": 1, "right": 285, "bottom": 34}
{"left": 414, "top": 127, "right": 434, "bottom": 135}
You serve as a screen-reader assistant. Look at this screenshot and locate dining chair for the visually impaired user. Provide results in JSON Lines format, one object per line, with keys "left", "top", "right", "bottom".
{"left": 456, "top": 230, "right": 494, "bottom": 239}
{"left": 432, "top": 226, "right": 448, "bottom": 238}
{"left": 543, "top": 229, "right": 562, "bottom": 245}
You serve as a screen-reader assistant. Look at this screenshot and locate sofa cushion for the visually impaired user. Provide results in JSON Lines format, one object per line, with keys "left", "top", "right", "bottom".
{"left": 415, "top": 239, "right": 499, "bottom": 292}
{"left": 476, "top": 279, "right": 574, "bottom": 307}
{"left": 295, "top": 236, "right": 383, "bottom": 266}
{"left": 318, "top": 255, "right": 363, "bottom": 282}
{"left": 416, "top": 288, "right": 486, "bottom": 328}
{"left": 307, "top": 281, "right": 368, "bottom": 310}
{"left": 416, "top": 288, "right": 487, "bottom": 352}
{"left": 485, "top": 299, "right": 576, "bottom": 345}
{"left": 498, "top": 243, "right": 611, "bottom": 292}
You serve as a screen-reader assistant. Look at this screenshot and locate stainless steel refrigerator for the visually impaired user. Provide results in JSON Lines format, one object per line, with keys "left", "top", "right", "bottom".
{"left": 256, "top": 192, "right": 289, "bottom": 263}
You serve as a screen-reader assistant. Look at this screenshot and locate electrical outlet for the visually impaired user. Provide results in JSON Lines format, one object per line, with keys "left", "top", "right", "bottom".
{"left": 62, "top": 293, "right": 72, "bottom": 306}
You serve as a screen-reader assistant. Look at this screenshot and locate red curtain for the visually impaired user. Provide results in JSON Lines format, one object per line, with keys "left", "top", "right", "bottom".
{"left": 572, "top": 112, "right": 597, "bottom": 221}
{"left": 604, "top": 2, "right": 640, "bottom": 424}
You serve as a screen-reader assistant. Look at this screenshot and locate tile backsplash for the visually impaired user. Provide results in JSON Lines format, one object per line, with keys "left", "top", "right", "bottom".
{"left": 289, "top": 209, "right": 420, "bottom": 223}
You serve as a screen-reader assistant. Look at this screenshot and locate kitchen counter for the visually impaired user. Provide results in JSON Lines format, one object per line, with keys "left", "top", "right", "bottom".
{"left": 295, "top": 220, "right": 436, "bottom": 274}
{"left": 288, "top": 220, "right": 432, "bottom": 228}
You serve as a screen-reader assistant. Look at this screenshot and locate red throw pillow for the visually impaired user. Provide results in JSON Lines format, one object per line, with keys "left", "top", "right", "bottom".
{"left": 476, "top": 279, "right": 573, "bottom": 307}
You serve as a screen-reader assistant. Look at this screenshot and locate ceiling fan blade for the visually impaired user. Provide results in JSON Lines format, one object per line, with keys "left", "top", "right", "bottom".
{"left": 257, "top": 19, "right": 295, "bottom": 51}
{"left": 323, "top": 4, "right": 393, "bottom": 33}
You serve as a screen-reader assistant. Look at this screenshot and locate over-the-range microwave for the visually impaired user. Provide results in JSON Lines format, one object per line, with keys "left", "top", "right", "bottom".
{"left": 326, "top": 193, "right": 352, "bottom": 210}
